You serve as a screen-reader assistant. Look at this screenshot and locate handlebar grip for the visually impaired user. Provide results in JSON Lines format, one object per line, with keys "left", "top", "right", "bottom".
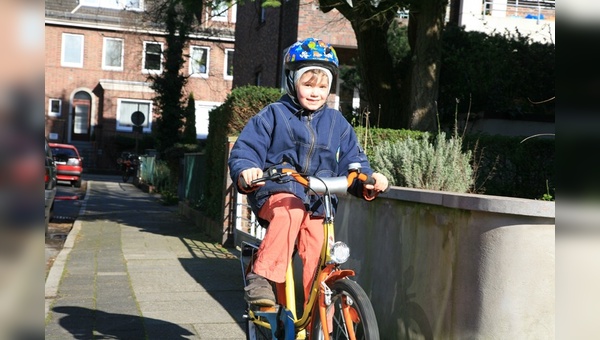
{"left": 239, "top": 176, "right": 252, "bottom": 192}
{"left": 363, "top": 175, "right": 376, "bottom": 186}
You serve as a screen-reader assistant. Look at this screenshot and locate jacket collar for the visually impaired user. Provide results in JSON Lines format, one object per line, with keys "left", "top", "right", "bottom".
{"left": 280, "top": 94, "right": 327, "bottom": 117}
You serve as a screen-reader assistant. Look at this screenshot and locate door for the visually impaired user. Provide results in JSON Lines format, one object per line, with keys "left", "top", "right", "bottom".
{"left": 71, "top": 91, "right": 91, "bottom": 141}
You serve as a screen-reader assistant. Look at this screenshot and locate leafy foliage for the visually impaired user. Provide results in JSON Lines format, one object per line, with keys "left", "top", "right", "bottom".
{"left": 148, "top": 0, "right": 196, "bottom": 156}
{"left": 370, "top": 132, "right": 474, "bottom": 193}
{"left": 438, "top": 24, "right": 555, "bottom": 124}
{"left": 202, "top": 86, "right": 282, "bottom": 219}
{"left": 355, "top": 126, "right": 554, "bottom": 199}
{"left": 462, "top": 133, "right": 554, "bottom": 199}
{"left": 182, "top": 93, "right": 197, "bottom": 144}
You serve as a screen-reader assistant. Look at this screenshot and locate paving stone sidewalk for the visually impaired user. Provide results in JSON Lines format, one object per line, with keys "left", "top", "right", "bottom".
{"left": 45, "top": 178, "right": 246, "bottom": 339}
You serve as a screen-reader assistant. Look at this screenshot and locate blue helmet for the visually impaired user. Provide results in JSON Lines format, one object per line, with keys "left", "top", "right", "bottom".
{"left": 283, "top": 38, "right": 339, "bottom": 102}
{"left": 284, "top": 38, "right": 339, "bottom": 76}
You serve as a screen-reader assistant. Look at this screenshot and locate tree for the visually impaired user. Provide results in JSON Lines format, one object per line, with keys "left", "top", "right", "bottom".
{"left": 146, "top": 0, "right": 196, "bottom": 156}
{"left": 318, "top": 0, "right": 448, "bottom": 131}
{"left": 401, "top": 0, "right": 448, "bottom": 131}
{"left": 182, "top": 93, "right": 198, "bottom": 144}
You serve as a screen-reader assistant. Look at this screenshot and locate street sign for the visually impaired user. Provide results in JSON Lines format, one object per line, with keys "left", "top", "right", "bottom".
{"left": 131, "top": 110, "right": 145, "bottom": 127}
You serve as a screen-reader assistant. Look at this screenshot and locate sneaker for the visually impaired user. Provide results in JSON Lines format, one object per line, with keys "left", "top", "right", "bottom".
{"left": 245, "top": 273, "right": 276, "bottom": 306}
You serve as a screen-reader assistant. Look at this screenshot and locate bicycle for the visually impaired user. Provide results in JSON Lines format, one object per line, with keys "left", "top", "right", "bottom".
{"left": 239, "top": 163, "right": 383, "bottom": 340}
{"left": 116, "top": 153, "right": 139, "bottom": 183}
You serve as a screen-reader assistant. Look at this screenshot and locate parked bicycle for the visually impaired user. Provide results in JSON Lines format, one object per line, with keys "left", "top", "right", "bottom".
{"left": 240, "top": 164, "right": 383, "bottom": 340}
{"left": 116, "top": 152, "right": 140, "bottom": 183}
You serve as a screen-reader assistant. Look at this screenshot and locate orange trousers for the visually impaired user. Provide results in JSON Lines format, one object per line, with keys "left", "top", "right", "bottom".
{"left": 252, "top": 193, "right": 324, "bottom": 303}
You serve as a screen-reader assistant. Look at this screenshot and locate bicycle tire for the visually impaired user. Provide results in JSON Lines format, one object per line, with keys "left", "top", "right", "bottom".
{"left": 122, "top": 172, "right": 130, "bottom": 182}
{"left": 246, "top": 317, "right": 273, "bottom": 340}
{"left": 311, "top": 279, "right": 379, "bottom": 340}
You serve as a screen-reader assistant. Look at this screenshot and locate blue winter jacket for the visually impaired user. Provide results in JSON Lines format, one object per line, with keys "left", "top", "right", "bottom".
{"left": 228, "top": 94, "right": 374, "bottom": 218}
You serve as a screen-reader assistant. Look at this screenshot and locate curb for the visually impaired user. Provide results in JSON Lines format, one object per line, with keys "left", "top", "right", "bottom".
{"left": 44, "top": 181, "right": 90, "bottom": 319}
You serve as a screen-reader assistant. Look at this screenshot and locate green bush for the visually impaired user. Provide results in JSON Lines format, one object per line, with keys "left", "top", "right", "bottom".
{"left": 202, "top": 85, "right": 282, "bottom": 219}
{"left": 152, "top": 159, "right": 176, "bottom": 193}
{"left": 463, "top": 133, "right": 554, "bottom": 199}
{"left": 354, "top": 126, "right": 428, "bottom": 159}
{"left": 356, "top": 126, "right": 554, "bottom": 199}
{"left": 370, "top": 132, "right": 473, "bottom": 193}
{"left": 438, "top": 24, "right": 555, "bottom": 124}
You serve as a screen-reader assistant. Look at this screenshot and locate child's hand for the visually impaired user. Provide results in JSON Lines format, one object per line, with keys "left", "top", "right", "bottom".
{"left": 239, "top": 167, "right": 265, "bottom": 191}
{"left": 365, "top": 172, "right": 389, "bottom": 192}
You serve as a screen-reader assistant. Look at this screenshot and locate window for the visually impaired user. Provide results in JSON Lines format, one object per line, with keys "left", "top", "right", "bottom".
{"left": 48, "top": 99, "right": 62, "bottom": 117}
{"left": 116, "top": 99, "right": 152, "bottom": 132}
{"left": 143, "top": 42, "right": 162, "bottom": 73}
{"left": 224, "top": 49, "right": 234, "bottom": 79}
{"left": 255, "top": 71, "right": 262, "bottom": 86}
{"left": 280, "top": 47, "right": 289, "bottom": 90}
{"left": 61, "top": 33, "right": 84, "bottom": 68}
{"left": 102, "top": 38, "right": 124, "bottom": 70}
{"left": 189, "top": 46, "right": 209, "bottom": 77}
{"left": 260, "top": 8, "right": 266, "bottom": 24}
{"left": 211, "top": 2, "right": 237, "bottom": 22}
{"left": 194, "top": 102, "right": 221, "bottom": 139}
{"left": 80, "top": 0, "right": 143, "bottom": 11}
{"left": 211, "top": 2, "right": 228, "bottom": 21}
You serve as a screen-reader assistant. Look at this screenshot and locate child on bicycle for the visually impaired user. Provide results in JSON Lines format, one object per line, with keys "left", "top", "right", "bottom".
{"left": 228, "top": 37, "right": 389, "bottom": 307}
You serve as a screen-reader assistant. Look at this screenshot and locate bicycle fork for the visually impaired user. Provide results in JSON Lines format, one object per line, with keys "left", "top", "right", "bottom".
{"left": 312, "top": 267, "right": 357, "bottom": 340}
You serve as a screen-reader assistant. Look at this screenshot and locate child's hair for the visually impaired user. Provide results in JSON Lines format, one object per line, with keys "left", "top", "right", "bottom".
{"left": 297, "top": 69, "right": 329, "bottom": 85}
{"left": 294, "top": 67, "right": 333, "bottom": 92}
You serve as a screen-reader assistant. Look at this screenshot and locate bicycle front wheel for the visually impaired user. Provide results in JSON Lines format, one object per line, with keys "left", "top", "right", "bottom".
{"left": 311, "top": 279, "right": 379, "bottom": 340}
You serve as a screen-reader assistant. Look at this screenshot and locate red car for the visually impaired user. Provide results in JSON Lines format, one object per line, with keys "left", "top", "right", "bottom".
{"left": 49, "top": 143, "right": 83, "bottom": 187}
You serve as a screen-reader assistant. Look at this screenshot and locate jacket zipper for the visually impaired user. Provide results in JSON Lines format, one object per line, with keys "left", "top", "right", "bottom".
{"left": 303, "top": 113, "right": 315, "bottom": 173}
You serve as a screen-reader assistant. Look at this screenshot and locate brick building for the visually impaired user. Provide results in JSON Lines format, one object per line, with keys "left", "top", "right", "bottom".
{"left": 232, "top": 0, "right": 360, "bottom": 114}
{"left": 45, "top": 0, "right": 236, "bottom": 169}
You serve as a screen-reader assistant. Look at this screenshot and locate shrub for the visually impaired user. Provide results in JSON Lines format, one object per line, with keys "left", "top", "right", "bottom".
{"left": 354, "top": 126, "right": 428, "bottom": 159}
{"left": 370, "top": 132, "right": 473, "bottom": 192}
{"left": 462, "top": 133, "right": 554, "bottom": 199}
{"left": 152, "top": 159, "right": 176, "bottom": 193}
{"left": 439, "top": 24, "right": 555, "bottom": 124}
{"left": 202, "top": 85, "right": 282, "bottom": 219}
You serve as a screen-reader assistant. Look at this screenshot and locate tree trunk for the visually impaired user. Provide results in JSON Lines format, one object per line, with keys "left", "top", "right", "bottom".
{"left": 352, "top": 1, "right": 402, "bottom": 128}
{"left": 402, "top": 0, "right": 448, "bottom": 132}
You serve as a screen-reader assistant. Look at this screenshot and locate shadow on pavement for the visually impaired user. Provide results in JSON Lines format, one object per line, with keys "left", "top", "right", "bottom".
{"left": 52, "top": 306, "right": 194, "bottom": 339}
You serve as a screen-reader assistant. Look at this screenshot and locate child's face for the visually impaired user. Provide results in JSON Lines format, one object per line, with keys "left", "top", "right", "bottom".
{"left": 296, "top": 71, "right": 329, "bottom": 111}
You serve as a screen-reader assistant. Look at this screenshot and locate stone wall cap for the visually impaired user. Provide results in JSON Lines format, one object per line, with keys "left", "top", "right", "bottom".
{"left": 382, "top": 186, "right": 555, "bottom": 218}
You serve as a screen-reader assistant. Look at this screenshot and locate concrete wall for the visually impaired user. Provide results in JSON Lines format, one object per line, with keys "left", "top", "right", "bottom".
{"left": 334, "top": 187, "right": 555, "bottom": 339}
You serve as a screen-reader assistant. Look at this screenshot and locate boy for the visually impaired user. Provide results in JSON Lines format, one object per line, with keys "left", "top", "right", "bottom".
{"left": 228, "top": 38, "right": 389, "bottom": 306}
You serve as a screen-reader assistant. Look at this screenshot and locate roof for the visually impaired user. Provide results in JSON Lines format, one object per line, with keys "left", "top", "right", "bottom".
{"left": 45, "top": 0, "right": 235, "bottom": 39}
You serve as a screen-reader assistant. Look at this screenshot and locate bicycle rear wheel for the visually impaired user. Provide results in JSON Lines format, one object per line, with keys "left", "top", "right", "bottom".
{"left": 311, "top": 279, "right": 379, "bottom": 340}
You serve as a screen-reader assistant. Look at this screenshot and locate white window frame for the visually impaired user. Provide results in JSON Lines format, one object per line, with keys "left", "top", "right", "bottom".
{"left": 260, "top": 7, "right": 266, "bottom": 23}
{"left": 194, "top": 101, "right": 221, "bottom": 139}
{"left": 211, "top": 2, "right": 229, "bottom": 22}
{"left": 116, "top": 98, "right": 153, "bottom": 133}
{"left": 61, "top": 33, "right": 84, "bottom": 68}
{"left": 224, "top": 49, "right": 234, "bottom": 80}
{"left": 48, "top": 99, "right": 62, "bottom": 117}
{"left": 102, "top": 37, "right": 124, "bottom": 71}
{"left": 142, "top": 41, "right": 163, "bottom": 74}
{"left": 80, "top": 0, "right": 144, "bottom": 11}
{"left": 189, "top": 46, "right": 210, "bottom": 78}
{"left": 230, "top": 4, "right": 237, "bottom": 23}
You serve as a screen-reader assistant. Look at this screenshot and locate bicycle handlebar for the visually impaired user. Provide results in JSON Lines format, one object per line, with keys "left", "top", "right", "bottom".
{"left": 240, "top": 167, "right": 379, "bottom": 196}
